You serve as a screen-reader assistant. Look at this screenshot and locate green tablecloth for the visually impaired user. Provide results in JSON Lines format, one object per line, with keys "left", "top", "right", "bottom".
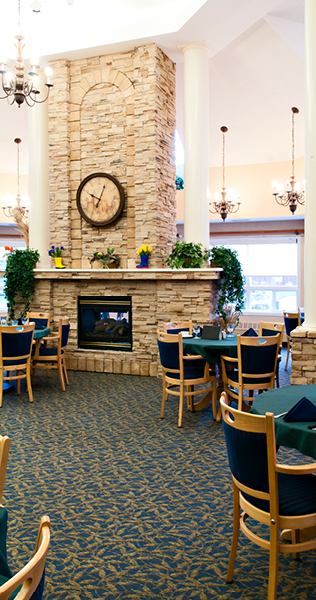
{"left": 251, "top": 384, "right": 316, "bottom": 460}
{"left": 33, "top": 327, "right": 50, "bottom": 340}
{"left": 182, "top": 336, "right": 237, "bottom": 364}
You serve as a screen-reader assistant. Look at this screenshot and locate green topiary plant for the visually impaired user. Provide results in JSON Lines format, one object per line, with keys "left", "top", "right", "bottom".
{"left": 4, "top": 247, "right": 40, "bottom": 322}
{"left": 209, "top": 245, "right": 245, "bottom": 326}
{"left": 166, "top": 240, "right": 209, "bottom": 269}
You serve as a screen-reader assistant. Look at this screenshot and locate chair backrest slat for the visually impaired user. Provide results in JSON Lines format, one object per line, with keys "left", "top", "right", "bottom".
{"left": 163, "top": 320, "right": 192, "bottom": 335}
{"left": 238, "top": 334, "right": 280, "bottom": 376}
{"left": 283, "top": 310, "right": 300, "bottom": 337}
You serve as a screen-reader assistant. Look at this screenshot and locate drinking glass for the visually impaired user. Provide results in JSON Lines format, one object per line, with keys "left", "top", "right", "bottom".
{"left": 226, "top": 323, "right": 235, "bottom": 336}
{"left": 0, "top": 317, "right": 6, "bottom": 325}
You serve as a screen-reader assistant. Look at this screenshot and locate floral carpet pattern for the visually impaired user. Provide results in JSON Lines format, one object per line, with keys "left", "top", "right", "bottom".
{"left": 0, "top": 350, "right": 316, "bottom": 599}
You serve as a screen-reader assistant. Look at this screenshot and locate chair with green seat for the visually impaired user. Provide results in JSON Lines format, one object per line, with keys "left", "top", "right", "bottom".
{"left": 221, "top": 333, "right": 280, "bottom": 412}
{"left": 220, "top": 391, "right": 316, "bottom": 600}
{"left": 32, "top": 317, "right": 70, "bottom": 391}
{"left": 0, "top": 323, "right": 35, "bottom": 407}
{"left": 0, "top": 516, "right": 51, "bottom": 600}
{"left": 283, "top": 310, "right": 301, "bottom": 371}
{"left": 157, "top": 330, "right": 217, "bottom": 427}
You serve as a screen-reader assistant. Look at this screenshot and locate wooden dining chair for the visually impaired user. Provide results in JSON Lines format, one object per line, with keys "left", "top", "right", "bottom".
{"left": 157, "top": 330, "right": 217, "bottom": 427}
{"left": 26, "top": 312, "right": 51, "bottom": 329}
{"left": 221, "top": 333, "right": 280, "bottom": 412}
{"left": 0, "top": 516, "right": 51, "bottom": 600}
{"left": 220, "top": 391, "right": 316, "bottom": 600}
{"left": 0, "top": 323, "right": 35, "bottom": 407}
{"left": 283, "top": 310, "right": 301, "bottom": 371}
{"left": 32, "top": 316, "right": 70, "bottom": 391}
{"left": 163, "top": 320, "right": 193, "bottom": 335}
{"left": 259, "top": 322, "right": 284, "bottom": 387}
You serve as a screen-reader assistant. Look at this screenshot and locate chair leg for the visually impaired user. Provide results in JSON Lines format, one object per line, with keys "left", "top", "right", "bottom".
{"left": 285, "top": 338, "right": 290, "bottom": 371}
{"left": 16, "top": 372, "right": 20, "bottom": 395}
{"left": 267, "top": 523, "right": 279, "bottom": 600}
{"left": 178, "top": 383, "right": 184, "bottom": 428}
{"left": 227, "top": 482, "right": 240, "bottom": 583}
{"left": 187, "top": 384, "right": 194, "bottom": 412}
{"left": 63, "top": 358, "right": 69, "bottom": 386}
{"left": 0, "top": 369, "right": 3, "bottom": 408}
{"left": 292, "top": 529, "right": 301, "bottom": 561}
{"left": 26, "top": 366, "right": 33, "bottom": 403}
{"left": 58, "top": 357, "right": 66, "bottom": 392}
{"left": 160, "top": 374, "right": 167, "bottom": 419}
{"left": 212, "top": 380, "right": 219, "bottom": 421}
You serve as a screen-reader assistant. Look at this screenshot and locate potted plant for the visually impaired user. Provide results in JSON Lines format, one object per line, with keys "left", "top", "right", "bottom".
{"left": 4, "top": 247, "right": 40, "bottom": 322}
{"left": 165, "top": 240, "right": 209, "bottom": 269}
{"left": 136, "top": 244, "right": 153, "bottom": 268}
{"left": 48, "top": 245, "right": 66, "bottom": 269}
{"left": 90, "top": 248, "right": 120, "bottom": 269}
{"left": 209, "top": 245, "right": 245, "bottom": 329}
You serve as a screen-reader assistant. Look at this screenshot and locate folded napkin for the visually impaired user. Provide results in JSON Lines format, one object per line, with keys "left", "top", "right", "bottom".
{"left": 283, "top": 397, "right": 316, "bottom": 422}
{"left": 241, "top": 327, "right": 258, "bottom": 337}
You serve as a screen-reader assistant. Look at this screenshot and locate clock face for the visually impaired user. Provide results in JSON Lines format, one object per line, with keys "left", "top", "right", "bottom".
{"left": 76, "top": 172, "right": 125, "bottom": 227}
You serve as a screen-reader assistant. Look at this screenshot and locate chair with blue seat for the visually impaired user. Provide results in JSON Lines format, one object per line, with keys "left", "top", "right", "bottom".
{"left": 0, "top": 516, "right": 51, "bottom": 600}
{"left": 0, "top": 323, "right": 35, "bottom": 407}
{"left": 259, "top": 322, "right": 284, "bottom": 388}
{"left": 157, "top": 330, "right": 217, "bottom": 427}
{"left": 283, "top": 310, "right": 301, "bottom": 371}
{"left": 32, "top": 316, "right": 70, "bottom": 391}
{"left": 26, "top": 312, "right": 51, "bottom": 330}
{"left": 163, "top": 320, "right": 193, "bottom": 335}
{"left": 220, "top": 391, "right": 316, "bottom": 600}
{"left": 221, "top": 333, "right": 280, "bottom": 412}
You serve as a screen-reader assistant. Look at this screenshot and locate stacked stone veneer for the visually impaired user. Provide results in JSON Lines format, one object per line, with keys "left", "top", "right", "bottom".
{"left": 48, "top": 43, "right": 176, "bottom": 270}
{"left": 29, "top": 269, "right": 220, "bottom": 376}
{"left": 291, "top": 326, "right": 316, "bottom": 384}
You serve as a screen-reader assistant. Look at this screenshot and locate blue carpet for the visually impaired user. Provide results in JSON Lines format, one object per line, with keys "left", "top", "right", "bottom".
{"left": 0, "top": 348, "right": 315, "bottom": 600}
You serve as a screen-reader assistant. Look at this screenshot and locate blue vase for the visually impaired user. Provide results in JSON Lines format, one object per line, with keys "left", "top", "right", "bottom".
{"left": 137, "top": 254, "right": 149, "bottom": 268}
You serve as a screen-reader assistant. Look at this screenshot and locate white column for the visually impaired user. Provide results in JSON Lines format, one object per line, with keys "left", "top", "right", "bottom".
{"left": 28, "top": 70, "right": 50, "bottom": 268}
{"left": 181, "top": 43, "right": 209, "bottom": 248}
{"left": 303, "top": 0, "right": 316, "bottom": 329}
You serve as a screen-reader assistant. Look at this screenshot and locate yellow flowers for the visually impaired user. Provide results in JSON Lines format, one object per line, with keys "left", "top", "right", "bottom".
{"left": 137, "top": 244, "right": 153, "bottom": 256}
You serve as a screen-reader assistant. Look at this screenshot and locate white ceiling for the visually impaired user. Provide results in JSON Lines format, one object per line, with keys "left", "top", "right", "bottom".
{"left": 0, "top": 0, "right": 305, "bottom": 174}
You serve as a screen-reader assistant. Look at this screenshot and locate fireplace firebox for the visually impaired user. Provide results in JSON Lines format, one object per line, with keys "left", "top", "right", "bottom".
{"left": 78, "top": 296, "right": 132, "bottom": 351}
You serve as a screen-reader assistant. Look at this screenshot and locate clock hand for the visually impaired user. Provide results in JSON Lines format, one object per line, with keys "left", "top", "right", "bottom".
{"left": 87, "top": 191, "right": 99, "bottom": 200}
{"left": 96, "top": 184, "right": 106, "bottom": 208}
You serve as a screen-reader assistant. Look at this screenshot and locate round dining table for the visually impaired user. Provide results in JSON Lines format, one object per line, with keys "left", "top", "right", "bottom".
{"left": 251, "top": 384, "right": 316, "bottom": 460}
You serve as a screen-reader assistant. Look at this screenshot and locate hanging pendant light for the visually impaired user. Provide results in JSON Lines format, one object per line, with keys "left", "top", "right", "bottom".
{"left": 209, "top": 126, "right": 241, "bottom": 222}
{"left": 272, "top": 107, "right": 305, "bottom": 215}
{"left": 2, "top": 138, "right": 29, "bottom": 246}
{"left": 0, "top": 0, "right": 53, "bottom": 108}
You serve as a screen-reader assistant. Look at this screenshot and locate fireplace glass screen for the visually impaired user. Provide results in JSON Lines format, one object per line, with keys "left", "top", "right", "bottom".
{"left": 78, "top": 296, "right": 132, "bottom": 351}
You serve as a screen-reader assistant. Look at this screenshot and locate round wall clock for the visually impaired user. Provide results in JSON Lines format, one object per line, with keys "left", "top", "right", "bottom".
{"left": 76, "top": 172, "right": 125, "bottom": 227}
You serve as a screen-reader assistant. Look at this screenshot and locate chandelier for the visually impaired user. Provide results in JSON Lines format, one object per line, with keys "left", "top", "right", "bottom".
{"left": 2, "top": 138, "right": 29, "bottom": 247}
{"left": 272, "top": 107, "right": 305, "bottom": 215}
{"left": 0, "top": 0, "right": 53, "bottom": 108}
{"left": 209, "top": 126, "right": 241, "bottom": 222}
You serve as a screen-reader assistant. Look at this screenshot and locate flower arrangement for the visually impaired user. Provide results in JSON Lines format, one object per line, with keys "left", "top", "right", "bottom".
{"left": 90, "top": 248, "right": 120, "bottom": 268}
{"left": 137, "top": 244, "right": 153, "bottom": 256}
{"left": 4, "top": 246, "right": 13, "bottom": 254}
{"left": 48, "top": 245, "right": 63, "bottom": 257}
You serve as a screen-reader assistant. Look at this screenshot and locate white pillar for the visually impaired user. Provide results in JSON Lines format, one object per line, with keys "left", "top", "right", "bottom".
{"left": 303, "top": 0, "right": 316, "bottom": 329}
{"left": 28, "top": 70, "right": 50, "bottom": 268}
{"left": 181, "top": 43, "right": 209, "bottom": 248}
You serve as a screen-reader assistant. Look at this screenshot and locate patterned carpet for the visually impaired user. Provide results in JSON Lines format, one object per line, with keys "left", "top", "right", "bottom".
{"left": 0, "top": 349, "right": 316, "bottom": 600}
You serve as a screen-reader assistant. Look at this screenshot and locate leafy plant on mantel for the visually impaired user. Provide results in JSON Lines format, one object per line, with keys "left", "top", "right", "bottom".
{"left": 4, "top": 248, "right": 40, "bottom": 322}
{"left": 209, "top": 245, "right": 245, "bottom": 325}
{"left": 165, "top": 240, "right": 209, "bottom": 269}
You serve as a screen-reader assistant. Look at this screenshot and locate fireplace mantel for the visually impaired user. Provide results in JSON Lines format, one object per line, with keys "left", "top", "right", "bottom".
{"left": 32, "top": 267, "right": 222, "bottom": 281}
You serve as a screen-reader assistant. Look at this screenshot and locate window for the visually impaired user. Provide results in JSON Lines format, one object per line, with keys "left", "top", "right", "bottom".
{"left": 210, "top": 236, "right": 300, "bottom": 314}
